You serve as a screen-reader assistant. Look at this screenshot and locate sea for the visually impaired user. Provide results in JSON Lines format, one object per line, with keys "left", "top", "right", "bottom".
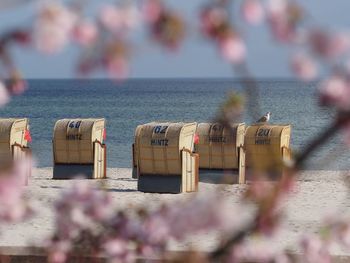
{"left": 1, "top": 78, "right": 347, "bottom": 170}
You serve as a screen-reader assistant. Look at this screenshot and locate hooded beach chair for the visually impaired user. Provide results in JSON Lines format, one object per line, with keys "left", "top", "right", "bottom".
{"left": 195, "top": 122, "right": 246, "bottom": 184}
{"left": 245, "top": 124, "right": 292, "bottom": 177}
{"left": 52, "top": 118, "right": 106, "bottom": 179}
{"left": 133, "top": 122, "right": 199, "bottom": 193}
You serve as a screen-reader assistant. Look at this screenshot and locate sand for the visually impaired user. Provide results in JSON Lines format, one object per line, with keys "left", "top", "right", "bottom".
{"left": 0, "top": 168, "right": 350, "bottom": 256}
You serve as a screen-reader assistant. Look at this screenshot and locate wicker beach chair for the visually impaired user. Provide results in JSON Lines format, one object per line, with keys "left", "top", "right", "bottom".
{"left": 195, "top": 122, "right": 246, "bottom": 184}
{"left": 52, "top": 118, "right": 106, "bottom": 179}
{"left": 133, "top": 122, "right": 198, "bottom": 193}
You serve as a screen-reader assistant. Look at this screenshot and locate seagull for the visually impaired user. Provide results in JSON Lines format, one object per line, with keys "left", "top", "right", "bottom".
{"left": 257, "top": 112, "right": 271, "bottom": 123}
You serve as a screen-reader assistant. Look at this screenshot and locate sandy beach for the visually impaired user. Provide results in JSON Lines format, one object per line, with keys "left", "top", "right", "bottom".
{"left": 1, "top": 168, "right": 350, "bottom": 257}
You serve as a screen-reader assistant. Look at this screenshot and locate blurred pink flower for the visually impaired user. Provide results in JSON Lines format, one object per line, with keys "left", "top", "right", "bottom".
{"left": 0, "top": 157, "right": 33, "bottom": 222}
{"left": 308, "top": 29, "right": 350, "bottom": 59}
{"left": 143, "top": 0, "right": 162, "bottom": 23}
{"left": 106, "top": 57, "right": 129, "bottom": 81}
{"left": 267, "top": 0, "right": 303, "bottom": 42}
{"left": 56, "top": 181, "right": 113, "bottom": 228}
{"left": 230, "top": 239, "right": 290, "bottom": 263}
{"left": 319, "top": 74, "right": 350, "bottom": 110}
{"left": 0, "top": 82, "right": 10, "bottom": 107}
{"left": 34, "top": 2, "right": 77, "bottom": 53}
{"left": 241, "top": 0, "right": 265, "bottom": 25}
{"left": 99, "top": 4, "right": 139, "bottom": 33}
{"left": 48, "top": 240, "right": 70, "bottom": 263}
{"left": 291, "top": 53, "right": 317, "bottom": 81}
{"left": 324, "top": 216, "right": 350, "bottom": 249}
{"left": 10, "top": 79, "right": 27, "bottom": 95}
{"left": 51, "top": 184, "right": 243, "bottom": 262}
{"left": 103, "top": 239, "right": 134, "bottom": 262}
{"left": 200, "top": 5, "right": 229, "bottom": 40}
{"left": 72, "top": 20, "right": 98, "bottom": 46}
{"left": 200, "top": 5, "right": 245, "bottom": 64}
{"left": 103, "top": 41, "right": 130, "bottom": 80}
{"left": 162, "top": 193, "right": 241, "bottom": 241}
{"left": 7, "top": 71, "right": 27, "bottom": 96}
{"left": 300, "top": 234, "right": 331, "bottom": 263}
{"left": 219, "top": 36, "right": 246, "bottom": 64}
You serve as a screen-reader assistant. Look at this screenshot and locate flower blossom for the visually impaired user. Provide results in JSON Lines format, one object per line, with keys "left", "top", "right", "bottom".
{"left": 290, "top": 53, "right": 317, "bottom": 81}
{"left": 0, "top": 82, "right": 10, "bottom": 107}
{"left": 49, "top": 183, "right": 243, "bottom": 262}
{"left": 143, "top": 0, "right": 185, "bottom": 49}
{"left": 308, "top": 29, "right": 350, "bottom": 60}
{"left": 34, "top": 2, "right": 77, "bottom": 53}
{"left": 219, "top": 36, "right": 246, "bottom": 64}
{"left": 0, "top": 157, "right": 33, "bottom": 222}
{"left": 200, "top": 5, "right": 246, "bottom": 63}
{"left": 72, "top": 20, "right": 98, "bottom": 46}
{"left": 230, "top": 239, "right": 290, "bottom": 263}
{"left": 300, "top": 234, "right": 331, "bottom": 263}
{"left": 241, "top": 0, "right": 265, "bottom": 25}
{"left": 267, "top": 0, "right": 303, "bottom": 42}
{"left": 319, "top": 74, "right": 350, "bottom": 110}
{"left": 99, "top": 4, "right": 139, "bottom": 33}
{"left": 103, "top": 41, "right": 130, "bottom": 80}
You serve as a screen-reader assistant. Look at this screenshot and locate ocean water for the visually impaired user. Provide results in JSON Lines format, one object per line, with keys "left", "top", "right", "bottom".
{"left": 0, "top": 79, "right": 347, "bottom": 170}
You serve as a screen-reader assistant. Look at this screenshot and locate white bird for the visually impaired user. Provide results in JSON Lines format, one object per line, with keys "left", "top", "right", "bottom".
{"left": 257, "top": 112, "right": 271, "bottom": 123}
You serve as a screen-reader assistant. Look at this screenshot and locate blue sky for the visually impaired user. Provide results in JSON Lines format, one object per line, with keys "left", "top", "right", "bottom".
{"left": 1, "top": 0, "right": 350, "bottom": 79}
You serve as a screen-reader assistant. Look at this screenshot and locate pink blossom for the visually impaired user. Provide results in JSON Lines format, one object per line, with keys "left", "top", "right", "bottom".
{"left": 164, "top": 193, "right": 241, "bottom": 240}
{"left": 308, "top": 29, "right": 350, "bottom": 59}
{"left": 267, "top": 0, "right": 303, "bottom": 42}
{"left": 230, "top": 239, "right": 290, "bottom": 263}
{"left": 149, "top": 11, "right": 185, "bottom": 49}
{"left": 99, "top": 4, "right": 139, "bottom": 33}
{"left": 241, "top": 0, "right": 265, "bottom": 25}
{"left": 300, "top": 234, "right": 331, "bottom": 263}
{"left": 319, "top": 74, "right": 350, "bottom": 110}
{"left": 7, "top": 71, "right": 27, "bottom": 96}
{"left": 50, "top": 184, "right": 243, "bottom": 262}
{"left": 143, "top": 0, "right": 162, "bottom": 23}
{"left": 72, "top": 20, "right": 98, "bottom": 46}
{"left": 54, "top": 181, "right": 114, "bottom": 242}
{"left": 0, "top": 157, "right": 33, "bottom": 222}
{"left": 34, "top": 2, "right": 77, "bottom": 53}
{"left": 324, "top": 216, "right": 350, "bottom": 248}
{"left": 290, "top": 53, "right": 317, "bottom": 81}
{"left": 200, "top": 6, "right": 229, "bottom": 40}
{"left": 219, "top": 36, "right": 246, "bottom": 64}
{"left": 48, "top": 240, "right": 70, "bottom": 263}
{"left": 103, "top": 239, "right": 134, "bottom": 262}
{"left": 106, "top": 57, "right": 129, "bottom": 81}
{"left": 0, "top": 82, "right": 10, "bottom": 107}
{"left": 10, "top": 79, "right": 27, "bottom": 95}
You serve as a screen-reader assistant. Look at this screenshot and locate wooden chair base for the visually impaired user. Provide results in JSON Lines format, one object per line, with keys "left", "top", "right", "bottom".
{"left": 199, "top": 169, "right": 243, "bottom": 184}
{"left": 138, "top": 174, "right": 183, "bottom": 193}
{"left": 53, "top": 164, "right": 95, "bottom": 179}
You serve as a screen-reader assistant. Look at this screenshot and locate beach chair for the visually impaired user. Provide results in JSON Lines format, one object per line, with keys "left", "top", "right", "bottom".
{"left": 0, "top": 118, "right": 31, "bottom": 184}
{"left": 52, "top": 118, "right": 106, "bottom": 179}
{"left": 245, "top": 124, "right": 292, "bottom": 178}
{"left": 133, "top": 122, "right": 198, "bottom": 193}
{"left": 195, "top": 123, "right": 246, "bottom": 184}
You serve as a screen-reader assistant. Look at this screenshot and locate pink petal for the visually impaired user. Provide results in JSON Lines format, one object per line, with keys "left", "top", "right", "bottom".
{"left": 291, "top": 53, "right": 317, "bottom": 81}
{"left": 219, "top": 36, "right": 246, "bottom": 64}
{"left": 0, "top": 82, "right": 10, "bottom": 107}
{"left": 72, "top": 20, "right": 98, "bottom": 46}
{"left": 241, "top": 0, "right": 264, "bottom": 25}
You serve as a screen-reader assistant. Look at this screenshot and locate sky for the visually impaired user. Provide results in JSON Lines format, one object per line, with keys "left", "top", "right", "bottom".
{"left": 1, "top": 0, "right": 350, "bottom": 79}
